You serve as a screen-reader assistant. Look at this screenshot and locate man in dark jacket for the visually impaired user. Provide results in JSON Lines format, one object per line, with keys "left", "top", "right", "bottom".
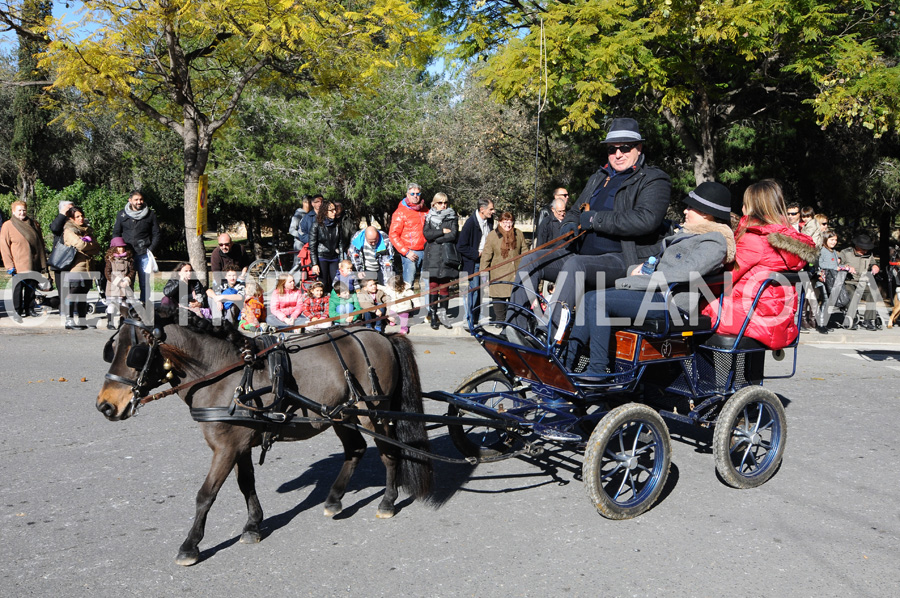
{"left": 509, "top": 117, "right": 671, "bottom": 327}
{"left": 534, "top": 196, "right": 567, "bottom": 249}
{"left": 112, "top": 191, "right": 161, "bottom": 304}
{"left": 457, "top": 198, "right": 495, "bottom": 318}
{"left": 209, "top": 233, "right": 249, "bottom": 286}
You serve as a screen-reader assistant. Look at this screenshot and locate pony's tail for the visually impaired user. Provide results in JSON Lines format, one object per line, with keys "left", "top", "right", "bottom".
{"left": 388, "top": 333, "right": 434, "bottom": 502}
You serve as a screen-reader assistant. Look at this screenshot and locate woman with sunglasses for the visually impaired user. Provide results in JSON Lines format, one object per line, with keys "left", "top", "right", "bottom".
{"left": 422, "top": 192, "right": 459, "bottom": 329}
{"left": 309, "top": 200, "right": 347, "bottom": 294}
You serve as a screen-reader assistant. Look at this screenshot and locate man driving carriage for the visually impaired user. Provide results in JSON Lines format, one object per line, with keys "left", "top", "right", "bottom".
{"left": 507, "top": 117, "right": 672, "bottom": 328}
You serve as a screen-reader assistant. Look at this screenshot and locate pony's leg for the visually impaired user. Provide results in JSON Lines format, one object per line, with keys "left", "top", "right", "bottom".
{"left": 234, "top": 451, "right": 264, "bottom": 544}
{"left": 323, "top": 425, "right": 367, "bottom": 517}
{"left": 373, "top": 437, "right": 400, "bottom": 519}
{"left": 175, "top": 447, "right": 238, "bottom": 566}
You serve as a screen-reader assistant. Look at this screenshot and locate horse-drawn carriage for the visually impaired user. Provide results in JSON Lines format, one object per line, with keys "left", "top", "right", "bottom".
{"left": 96, "top": 271, "right": 804, "bottom": 563}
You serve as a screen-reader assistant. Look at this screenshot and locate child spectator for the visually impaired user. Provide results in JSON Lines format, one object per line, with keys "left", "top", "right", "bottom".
{"left": 238, "top": 281, "right": 266, "bottom": 332}
{"left": 210, "top": 268, "right": 245, "bottom": 324}
{"left": 329, "top": 280, "right": 360, "bottom": 325}
{"left": 301, "top": 281, "right": 331, "bottom": 329}
{"left": 357, "top": 277, "right": 392, "bottom": 332}
{"left": 103, "top": 237, "right": 135, "bottom": 330}
{"left": 382, "top": 275, "right": 414, "bottom": 334}
{"left": 332, "top": 259, "right": 359, "bottom": 294}
{"left": 267, "top": 272, "right": 305, "bottom": 329}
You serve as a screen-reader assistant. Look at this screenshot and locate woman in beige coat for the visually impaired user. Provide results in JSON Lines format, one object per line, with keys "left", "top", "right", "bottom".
{"left": 0, "top": 201, "right": 48, "bottom": 318}
{"left": 62, "top": 206, "right": 100, "bottom": 329}
{"left": 479, "top": 211, "right": 526, "bottom": 324}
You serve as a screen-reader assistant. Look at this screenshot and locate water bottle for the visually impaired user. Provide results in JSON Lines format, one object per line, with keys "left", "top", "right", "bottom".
{"left": 640, "top": 256, "right": 658, "bottom": 276}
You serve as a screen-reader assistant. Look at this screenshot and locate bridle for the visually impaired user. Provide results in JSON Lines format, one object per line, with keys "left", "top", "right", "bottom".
{"left": 103, "top": 317, "right": 169, "bottom": 416}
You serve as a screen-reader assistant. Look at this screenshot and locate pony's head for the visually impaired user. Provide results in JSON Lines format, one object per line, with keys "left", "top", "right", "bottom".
{"left": 96, "top": 307, "right": 191, "bottom": 420}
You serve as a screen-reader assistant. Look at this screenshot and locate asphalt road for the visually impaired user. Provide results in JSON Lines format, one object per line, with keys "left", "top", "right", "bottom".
{"left": 1, "top": 326, "right": 899, "bottom": 597}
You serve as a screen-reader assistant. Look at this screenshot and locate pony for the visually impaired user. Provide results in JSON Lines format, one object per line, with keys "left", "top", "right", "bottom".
{"left": 96, "top": 307, "right": 432, "bottom": 566}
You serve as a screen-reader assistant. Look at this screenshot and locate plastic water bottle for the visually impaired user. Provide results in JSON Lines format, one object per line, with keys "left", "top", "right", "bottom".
{"left": 640, "top": 256, "right": 658, "bottom": 276}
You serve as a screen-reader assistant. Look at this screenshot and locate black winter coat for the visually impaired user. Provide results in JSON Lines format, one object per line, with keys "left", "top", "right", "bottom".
{"left": 112, "top": 209, "right": 161, "bottom": 256}
{"left": 423, "top": 214, "right": 459, "bottom": 279}
{"left": 457, "top": 212, "right": 493, "bottom": 275}
{"left": 561, "top": 154, "right": 671, "bottom": 266}
{"left": 309, "top": 219, "right": 346, "bottom": 265}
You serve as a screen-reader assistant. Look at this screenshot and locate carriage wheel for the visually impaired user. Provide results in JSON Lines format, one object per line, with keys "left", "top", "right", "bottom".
{"left": 713, "top": 386, "right": 787, "bottom": 489}
{"left": 448, "top": 367, "right": 526, "bottom": 462}
{"left": 583, "top": 403, "right": 671, "bottom": 520}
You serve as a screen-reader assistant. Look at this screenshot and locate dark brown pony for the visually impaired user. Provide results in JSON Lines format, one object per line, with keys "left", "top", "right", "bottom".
{"left": 96, "top": 309, "right": 432, "bottom": 566}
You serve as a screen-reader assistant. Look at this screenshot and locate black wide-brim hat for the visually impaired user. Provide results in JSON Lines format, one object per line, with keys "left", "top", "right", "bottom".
{"left": 602, "top": 117, "right": 645, "bottom": 144}
{"left": 852, "top": 232, "right": 876, "bottom": 250}
{"left": 683, "top": 181, "right": 732, "bottom": 221}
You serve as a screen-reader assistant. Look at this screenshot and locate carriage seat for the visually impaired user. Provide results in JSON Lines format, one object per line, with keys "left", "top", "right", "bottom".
{"left": 703, "top": 333, "right": 767, "bottom": 352}
{"left": 630, "top": 313, "right": 713, "bottom": 335}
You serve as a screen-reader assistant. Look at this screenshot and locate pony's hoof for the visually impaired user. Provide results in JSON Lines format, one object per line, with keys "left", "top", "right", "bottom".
{"left": 175, "top": 550, "right": 200, "bottom": 566}
{"left": 323, "top": 503, "right": 342, "bottom": 517}
{"left": 375, "top": 508, "right": 395, "bottom": 519}
{"left": 239, "top": 530, "right": 261, "bottom": 544}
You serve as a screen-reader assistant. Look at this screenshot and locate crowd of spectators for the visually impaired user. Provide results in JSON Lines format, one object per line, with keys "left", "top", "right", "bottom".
{"left": 1, "top": 115, "right": 897, "bottom": 345}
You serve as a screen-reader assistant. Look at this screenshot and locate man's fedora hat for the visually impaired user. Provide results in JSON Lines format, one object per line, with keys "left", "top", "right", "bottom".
{"left": 602, "top": 117, "right": 645, "bottom": 144}
{"left": 683, "top": 181, "right": 732, "bottom": 222}
{"left": 852, "top": 232, "right": 876, "bottom": 251}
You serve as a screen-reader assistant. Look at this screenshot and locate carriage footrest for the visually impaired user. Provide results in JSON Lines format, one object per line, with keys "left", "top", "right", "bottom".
{"left": 535, "top": 425, "right": 581, "bottom": 443}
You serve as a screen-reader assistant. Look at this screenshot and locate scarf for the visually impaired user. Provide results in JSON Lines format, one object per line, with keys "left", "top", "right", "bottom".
{"left": 497, "top": 226, "right": 516, "bottom": 259}
{"left": 11, "top": 215, "right": 47, "bottom": 271}
{"left": 124, "top": 203, "right": 149, "bottom": 220}
{"left": 427, "top": 207, "right": 456, "bottom": 228}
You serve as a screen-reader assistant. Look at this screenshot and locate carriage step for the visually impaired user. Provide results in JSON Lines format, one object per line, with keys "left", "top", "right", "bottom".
{"left": 535, "top": 425, "right": 581, "bottom": 443}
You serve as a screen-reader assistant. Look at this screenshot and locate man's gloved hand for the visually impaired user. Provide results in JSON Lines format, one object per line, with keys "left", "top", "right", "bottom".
{"left": 579, "top": 210, "right": 597, "bottom": 231}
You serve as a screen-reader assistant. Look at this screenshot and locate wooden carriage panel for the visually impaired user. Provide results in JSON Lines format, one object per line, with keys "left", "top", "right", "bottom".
{"left": 482, "top": 339, "right": 577, "bottom": 394}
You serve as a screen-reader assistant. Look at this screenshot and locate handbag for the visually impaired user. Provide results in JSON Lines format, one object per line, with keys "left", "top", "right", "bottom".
{"left": 441, "top": 243, "right": 462, "bottom": 270}
{"left": 47, "top": 242, "right": 77, "bottom": 271}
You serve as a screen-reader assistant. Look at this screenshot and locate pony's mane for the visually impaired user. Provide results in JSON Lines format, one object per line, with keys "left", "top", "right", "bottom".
{"left": 154, "top": 304, "right": 248, "bottom": 348}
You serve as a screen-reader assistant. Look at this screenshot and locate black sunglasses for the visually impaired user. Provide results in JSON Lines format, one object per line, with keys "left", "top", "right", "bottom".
{"left": 607, "top": 143, "right": 638, "bottom": 154}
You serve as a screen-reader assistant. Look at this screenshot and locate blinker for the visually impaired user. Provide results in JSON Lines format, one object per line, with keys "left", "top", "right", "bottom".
{"left": 103, "top": 338, "right": 115, "bottom": 363}
{"left": 126, "top": 344, "right": 151, "bottom": 369}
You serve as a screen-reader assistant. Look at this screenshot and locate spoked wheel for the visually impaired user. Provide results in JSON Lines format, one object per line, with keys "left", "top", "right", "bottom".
{"left": 583, "top": 403, "right": 671, "bottom": 520}
{"left": 713, "top": 386, "right": 787, "bottom": 489}
{"left": 448, "top": 367, "right": 528, "bottom": 462}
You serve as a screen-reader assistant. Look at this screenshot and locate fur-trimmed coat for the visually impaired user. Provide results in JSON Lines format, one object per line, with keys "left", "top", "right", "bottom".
{"left": 703, "top": 218, "right": 818, "bottom": 348}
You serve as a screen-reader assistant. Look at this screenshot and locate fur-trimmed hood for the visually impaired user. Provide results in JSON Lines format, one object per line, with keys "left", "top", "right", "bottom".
{"left": 682, "top": 219, "right": 736, "bottom": 263}
{"left": 751, "top": 223, "right": 819, "bottom": 264}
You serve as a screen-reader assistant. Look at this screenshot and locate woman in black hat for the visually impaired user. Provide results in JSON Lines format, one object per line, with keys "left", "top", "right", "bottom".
{"left": 838, "top": 232, "right": 881, "bottom": 330}
{"left": 568, "top": 182, "right": 736, "bottom": 377}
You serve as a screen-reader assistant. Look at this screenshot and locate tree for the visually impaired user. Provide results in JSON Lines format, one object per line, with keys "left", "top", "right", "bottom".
{"left": 4, "top": 0, "right": 74, "bottom": 201}
{"left": 429, "top": 0, "right": 900, "bottom": 184}
{"left": 39, "top": 0, "right": 433, "bottom": 274}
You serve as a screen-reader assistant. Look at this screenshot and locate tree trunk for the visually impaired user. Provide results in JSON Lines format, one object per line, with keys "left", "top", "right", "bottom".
{"left": 662, "top": 100, "right": 717, "bottom": 185}
{"left": 182, "top": 125, "right": 211, "bottom": 278}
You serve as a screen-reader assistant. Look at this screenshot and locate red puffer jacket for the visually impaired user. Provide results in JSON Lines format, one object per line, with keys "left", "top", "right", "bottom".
{"left": 388, "top": 199, "right": 427, "bottom": 255}
{"left": 703, "top": 219, "right": 818, "bottom": 349}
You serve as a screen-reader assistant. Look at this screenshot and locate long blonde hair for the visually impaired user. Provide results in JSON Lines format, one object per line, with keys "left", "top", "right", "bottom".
{"left": 737, "top": 179, "right": 789, "bottom": 242}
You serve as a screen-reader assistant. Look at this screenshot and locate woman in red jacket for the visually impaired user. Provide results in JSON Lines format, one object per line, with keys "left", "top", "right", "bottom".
{"left": 703, "top": 179, "right": 819, "bottom": 349}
